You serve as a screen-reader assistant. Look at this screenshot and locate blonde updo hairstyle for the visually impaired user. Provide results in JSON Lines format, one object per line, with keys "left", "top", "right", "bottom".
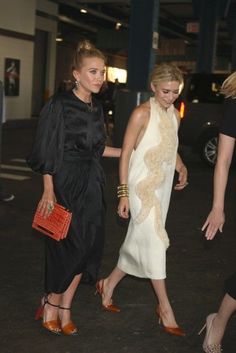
{"left": 221, "top": 72, "right": 236, "bottom": 99}
{"left": 72, "top": 40, "right": 106, "bottom": 71}
{"left": 150, "top": 63, "right": 183, "bottom": 92}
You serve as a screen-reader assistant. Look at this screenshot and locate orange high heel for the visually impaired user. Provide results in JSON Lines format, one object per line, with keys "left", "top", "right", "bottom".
{"left": 95, "top": 279, "right": 120, "bottom": 313}
{"left": 59, "top": 306, "right": 79, "bottom": 335}
{"left": 35, "top": 296, "right": 47, "bottom": 320}
{"left": 35, "top": 296, "right": 61, "bottom": 335}
{"left": 156, "top": 306, "right": 186, "bottom": 337}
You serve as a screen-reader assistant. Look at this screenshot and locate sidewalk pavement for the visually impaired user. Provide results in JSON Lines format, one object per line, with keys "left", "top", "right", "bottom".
{"left": 0, "top": 120, "right": 236, "bottom": 353}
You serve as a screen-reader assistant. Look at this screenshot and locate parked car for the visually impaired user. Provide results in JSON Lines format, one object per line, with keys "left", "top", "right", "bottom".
{"left": 177, "top": 73, "right": 227, "bottom": 166}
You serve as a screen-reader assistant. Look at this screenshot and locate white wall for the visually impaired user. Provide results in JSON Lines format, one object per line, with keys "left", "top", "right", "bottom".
{"left": 0, "top": 0, "right": 58, "bottom": 120}
{"left": 37, "top": 0, "right": 57, "bottom": 16}
{"left": 0, "top": 0, "right": 36, "bottom": 35}
{"left": 0, "top": 0, "right": 36, "bottom": 120}
{"left": 0, "top": 36, "right": 34, "bottom": 119}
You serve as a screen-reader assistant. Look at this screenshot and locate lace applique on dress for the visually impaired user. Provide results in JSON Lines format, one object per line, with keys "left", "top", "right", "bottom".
{"left": 135, "top": 101, "right": 177, "bottom": 248}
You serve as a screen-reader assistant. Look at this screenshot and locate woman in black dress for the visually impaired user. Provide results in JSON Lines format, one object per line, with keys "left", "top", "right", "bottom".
{"left": 28, "top": 41, "right": 120, "bottom": 335}
{"left": 201, "top": 72, "right": 236, "bottom": 353}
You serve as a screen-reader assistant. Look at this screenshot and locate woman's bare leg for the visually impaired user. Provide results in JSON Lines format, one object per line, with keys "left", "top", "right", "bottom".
{"left": 151, "top": 279, "right": 178, "bottom": 327}
{"left": 43, "top": 293, "right": 61, "bottom": 322}
{"left": 206, "top": 293, "right": 236, "bottom": 346}
{"left": 101, "top": 266, "right": 126, "bottom": 306}
{"left": 59, "top": 273, "right": 82, "bottom": 327}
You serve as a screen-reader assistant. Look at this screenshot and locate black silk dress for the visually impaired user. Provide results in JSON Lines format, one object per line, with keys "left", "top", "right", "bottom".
{"left": 27, "top": 90, "right": 106, "bottom": 294}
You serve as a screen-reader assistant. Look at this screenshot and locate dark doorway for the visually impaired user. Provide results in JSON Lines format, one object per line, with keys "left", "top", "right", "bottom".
{"left": 32, "top": 29, "right": 48, "bottom": 116}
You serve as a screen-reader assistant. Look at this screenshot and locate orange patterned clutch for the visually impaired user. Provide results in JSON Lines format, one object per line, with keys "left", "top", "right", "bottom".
{"left": 32, "top": 203, "right": 72, "bottom": 241}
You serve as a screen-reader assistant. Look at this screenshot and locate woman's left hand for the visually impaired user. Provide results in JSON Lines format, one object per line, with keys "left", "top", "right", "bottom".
{"left": 174, "top": 164, "right": 188, "bottom": 191}
{"left": 38, "top": 190, "right": 57, "bottom": 218}
{"left": 201, "top": 208, "right": 225, "bottom": 240}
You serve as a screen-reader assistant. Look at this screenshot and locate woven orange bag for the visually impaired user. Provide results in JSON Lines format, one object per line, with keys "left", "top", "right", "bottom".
{"left": 32, "top": 203, "right": 72, "bottom": 241}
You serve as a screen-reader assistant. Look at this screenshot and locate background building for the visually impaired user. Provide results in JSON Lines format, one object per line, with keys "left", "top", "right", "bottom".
{"left": 0, "top": 0, "right": 235, "bottom": 120}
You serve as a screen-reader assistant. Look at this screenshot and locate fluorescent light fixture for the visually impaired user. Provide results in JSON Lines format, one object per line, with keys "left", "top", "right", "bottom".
{"left": 107, "top": 66, "right": 127, "bottom": 83}
{"left": 80, "top": 9, "right": 87, "bottom": 13}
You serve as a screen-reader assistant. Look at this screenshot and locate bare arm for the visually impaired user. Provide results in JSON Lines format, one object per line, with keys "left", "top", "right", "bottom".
{"left": 174, "top": 109, "right": 188, "bottom": 190}
{"left": 202, "top": 133, "right": 235, "bottom": 239}
{"left": 174, "top": 153, "right": 188, "bottom": 190}
{"left": 103, "top": 146, "right": 121, "bottom": 158}
{"left": 117, "top": 104, "right": 149, "bottom": 218}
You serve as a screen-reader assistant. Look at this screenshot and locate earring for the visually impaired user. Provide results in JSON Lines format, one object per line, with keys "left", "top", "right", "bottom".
{"left": 75, "top": 80, "right": 79, "bottom": 88}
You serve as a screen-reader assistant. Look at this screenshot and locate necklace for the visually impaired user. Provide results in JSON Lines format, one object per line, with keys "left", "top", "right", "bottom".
{"left": 86, "top": 100, "right": 93, "bottom": 112}
{"left": 73, "top": 89, "right": 93, "bottom": 112}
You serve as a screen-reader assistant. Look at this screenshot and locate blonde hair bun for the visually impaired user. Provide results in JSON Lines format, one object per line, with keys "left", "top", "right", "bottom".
{"left": 77, "top": 40, "right": 95, "bottom": 52}
{"left": 72, "top": 39, "right": 106, "bottom": 70}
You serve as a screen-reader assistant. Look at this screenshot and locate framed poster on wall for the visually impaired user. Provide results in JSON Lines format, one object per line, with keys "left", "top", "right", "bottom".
{"left": 4, "top": 58, "right": 20, "bottom": 96}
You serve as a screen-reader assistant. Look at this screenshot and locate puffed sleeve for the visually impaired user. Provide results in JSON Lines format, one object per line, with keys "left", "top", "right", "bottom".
{"left": 27, "top": 95, "right": 65, "bottom": 175}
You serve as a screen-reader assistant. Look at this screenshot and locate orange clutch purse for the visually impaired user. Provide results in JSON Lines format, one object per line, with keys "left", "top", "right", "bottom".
{"left": 32, "top": 203, "right": 72, "bottom": 241}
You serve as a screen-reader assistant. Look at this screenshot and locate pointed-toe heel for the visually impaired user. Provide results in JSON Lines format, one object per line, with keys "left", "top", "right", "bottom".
{"left": 43, "top": 320, "right": 61, "bottom": 335}
{"left": 35, "top": 304, "right": 44, "bottom": 320}
{"left": 156, "top": 306, "right": 186, "bottom": 337}
{"left": 59, "top": 306, "right": 79, "bottom": 335}
{"left": 95, "top": 279, "right": 120, "bottom": 313}
{"left": 198, "top": 314, "right": 222, "bottom": 353}
{"left": 35, "top": 297, "right": 61, "bottom": 335}
{"left": 61, "top": 321, "right": 79, "bottom": 335}
{"left": 162, "top": 325, "right": 186, "bottom": 337}
{"left": 35, "top": 295, "right": 47, "bottom": 320}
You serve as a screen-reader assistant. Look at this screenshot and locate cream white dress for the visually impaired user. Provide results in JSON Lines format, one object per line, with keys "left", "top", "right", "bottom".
{"left": 117, "top": 97, "right": 178, "bottom": 279}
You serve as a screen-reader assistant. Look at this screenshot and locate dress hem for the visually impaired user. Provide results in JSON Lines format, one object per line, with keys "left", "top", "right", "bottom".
{"left": 117, "top": 264, "right": 166, "bottom": 280}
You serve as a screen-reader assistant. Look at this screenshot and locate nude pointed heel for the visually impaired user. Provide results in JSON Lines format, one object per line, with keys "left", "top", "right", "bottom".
{"left": 198, "top": 314, "right": 222, "bottom": 353}
{"left": 198, "top": 323, "right": 207, "bottom": 336}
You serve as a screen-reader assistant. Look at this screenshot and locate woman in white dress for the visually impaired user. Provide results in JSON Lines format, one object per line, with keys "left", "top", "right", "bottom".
{"left": 96, "top": 63, "right": 188, "bottom": 336}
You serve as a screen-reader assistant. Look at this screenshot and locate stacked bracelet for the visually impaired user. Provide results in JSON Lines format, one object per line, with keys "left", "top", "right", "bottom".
{"left": 117, "top": 184, "right": 129, "bottom": 198}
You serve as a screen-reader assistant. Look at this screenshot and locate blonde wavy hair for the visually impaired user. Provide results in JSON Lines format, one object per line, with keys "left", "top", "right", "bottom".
{"left": 150, "top": 63, "right": 183, "bottom": 91}
{"left": 221, "top": 72, "right": 236, "bottom": 99}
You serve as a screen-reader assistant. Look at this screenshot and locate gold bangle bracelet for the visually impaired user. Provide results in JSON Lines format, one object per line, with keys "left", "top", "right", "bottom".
{"left": 117, "top": 185, "right": 128, "bottom": 190}
{"left": 117, "top": 190, "right": 129, "bottom": 195}
{"left": 117, "top": 184, "right": 129, "bottom": 198}
{"left": 117, "top": 191, "right": 129, "bottom": 195}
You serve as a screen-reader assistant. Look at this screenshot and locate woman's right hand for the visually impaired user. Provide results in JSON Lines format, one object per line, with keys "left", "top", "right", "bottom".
{"left": 117, "top": 197, "right": 129, "bottom": 219}
{"left": 38, "top": 190, "right": 57, "bottom": 218}
{"left": 201, "top": 208, "right": 225, "bottom": 240}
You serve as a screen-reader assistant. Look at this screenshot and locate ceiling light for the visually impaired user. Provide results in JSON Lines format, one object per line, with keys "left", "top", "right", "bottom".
{"left": 80, "top": 9, "right": 87, "bottom": 14}
{"left": 56, "top": 35, "right": 63, "bottom": 42}
{"left": 115, "top": 22, "right": 122, "bottom": 30}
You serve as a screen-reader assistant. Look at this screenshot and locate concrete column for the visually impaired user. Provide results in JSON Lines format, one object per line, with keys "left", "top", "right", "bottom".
{"left": 195, "top": 0, "right": 221, "bottom": 73}
{"left": 226, "top": 2, "right": 236, "bottom": 70}
{"left": 0, "top": 81, "right": 3, "bottom": 163}
{"left": 127, "top": 0, "right": 160, "bottom": 90}
{"left": 231, "top": 24, "right": 236, "bottom": 71}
